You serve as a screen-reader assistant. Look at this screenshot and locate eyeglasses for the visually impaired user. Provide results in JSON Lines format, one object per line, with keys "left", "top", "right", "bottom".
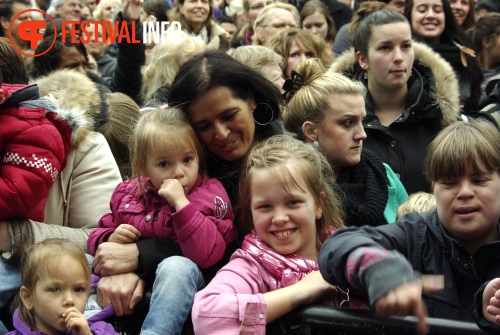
{"left": 264, "top": 22, "right": 297, "bottom": 29}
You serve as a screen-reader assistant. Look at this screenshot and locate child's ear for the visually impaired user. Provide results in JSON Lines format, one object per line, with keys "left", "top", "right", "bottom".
{"left": 301, "top": 121, "right": 317, "bottom": 143}
{"left": 20, "top": 286, "right": 34, "bottom": 310}
{"left": 316, "top": 191, "right": 325, "bottom": 220}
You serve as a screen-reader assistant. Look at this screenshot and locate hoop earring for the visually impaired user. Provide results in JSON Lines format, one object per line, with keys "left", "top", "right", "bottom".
{"left": 253, "top": 102, "right": 274, "bottom": 126}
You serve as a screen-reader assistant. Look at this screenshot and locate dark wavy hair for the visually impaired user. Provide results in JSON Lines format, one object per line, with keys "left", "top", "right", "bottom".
{"left": 168, "top": 50, "right": 284, "bottom": 142}
{"left": 30, "top": 33, "right": 89, "bottom": 79}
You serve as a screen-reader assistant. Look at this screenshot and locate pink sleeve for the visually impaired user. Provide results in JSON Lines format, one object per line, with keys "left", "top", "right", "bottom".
{"left": 172, "top": 178, "right": 235, "bottom": 268}
{"left": 87, "top": 182, "right": 127, "bottom": 255}
{"left": 192, "top": 251, "right": 268, "bottom": 335}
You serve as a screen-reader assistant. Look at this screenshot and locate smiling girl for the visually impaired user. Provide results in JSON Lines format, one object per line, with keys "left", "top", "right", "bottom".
{"left": 191, "top": 135, "right": 352, "bottom": 334}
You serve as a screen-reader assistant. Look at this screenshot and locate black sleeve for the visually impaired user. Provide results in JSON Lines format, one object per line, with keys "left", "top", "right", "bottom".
{"left": 474, "top": 281, "right": 500, "bottom": 334}
{"left": 135, "top": 239, "right": 183, "bottom": 281}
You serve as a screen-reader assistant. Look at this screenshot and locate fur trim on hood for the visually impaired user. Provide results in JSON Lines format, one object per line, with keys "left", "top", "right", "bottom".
{"left": 329, "top": 42, "right": 460, "bottom": 128}
{"left": 30, "top": 70, "right": 103, "bottom": 149}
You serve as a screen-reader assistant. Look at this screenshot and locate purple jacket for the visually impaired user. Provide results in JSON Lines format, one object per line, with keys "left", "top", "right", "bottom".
{"left": 87, "top": 174, "right": 235, "bottom": 269}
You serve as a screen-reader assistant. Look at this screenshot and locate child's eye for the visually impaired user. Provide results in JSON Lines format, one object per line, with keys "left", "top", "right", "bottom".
{"left": 183, "top": 156, "right": 194, "bottom": 164}
{"left": 441, "top": 180, "right": 456, "bottom": 186}
{"left": 48, "top": 286, "right": 60, "bottom": 292}
{"left": 288, "top": 200, "right": 300, "bottom": 206}
{"left": 75, "top": 287, "right": 86, "bottom": 293}
{"left": 159, "top": 161, "right": 169, "bottom": 167}
{"left": 258, "top": 204, "right": 271, "bottom": 209}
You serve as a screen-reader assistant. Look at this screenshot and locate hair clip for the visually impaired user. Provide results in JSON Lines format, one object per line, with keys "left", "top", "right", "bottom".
{"left": 283, "top": 70, "right": 305, "bottom": 104}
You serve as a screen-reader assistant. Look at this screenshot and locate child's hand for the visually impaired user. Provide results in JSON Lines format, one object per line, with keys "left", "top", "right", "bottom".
{"left": 295, "top": 271, "right": 338, "bottom": 306}
{"left": 158, "top": 179, "right": 190, "bottom": 211}
{"left": 63, "top": 307, "right": 92, "bottom": 335}
{"left": 483, "top": 278, "right": 500, "bottom": 325}
{"left": 108, "top": 224, "right": 141, "bottom": 243}
{"left": 374, "top": 275, "right": 444, "bottom": 335}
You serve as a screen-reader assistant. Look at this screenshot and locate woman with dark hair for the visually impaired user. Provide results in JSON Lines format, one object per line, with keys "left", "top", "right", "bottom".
{"left": 330, "top": 1, "right": 461, "bottom": 194}
{"left": 91, "top": 50, "right": 284, "bottom": 335}
{"left": 404, "top": 0, "right": 483, "bottom": 114}
{"left": 141, "top": 0, "right": 170, "bottom": 23}
{"left": 449, "top": 0, "right": 475, "bottom": 30}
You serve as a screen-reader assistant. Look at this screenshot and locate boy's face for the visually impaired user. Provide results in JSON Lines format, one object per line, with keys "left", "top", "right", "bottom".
{"left": 433, "top": 164, "right": 500, "bottom": 254}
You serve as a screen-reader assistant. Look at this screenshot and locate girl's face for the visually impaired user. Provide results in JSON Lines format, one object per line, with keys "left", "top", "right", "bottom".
{"left": 179, "top": 0, "right": 210, "bottom": 29}
{"left": 145, "top": 139, "right": 200, "bottom": 194}
{"left": 357, "top": 22, "right": 414, "bottom": 93}
{"left": 433, "top": 164, "right": 500, "bottom": 254}
{"left": 21, "top": 255, "right": 89, "bottom": 335}
{"left": 302, "top": 11, "right": 328, "bottom": 41}
{"left": 449, "top": 0, "right": 469, "bottom": 26}
{"left": 188, "top": 86, "right": 256, "bottom": 162}
{"left": 262, "top": 63, "right": 285, "bottom": 93}
{"left": 250, "top": 164, "right": 322, "bottom": 260}
{"left": 310, "top": 93, "right": 367, "bottom": 168}
{"left": 285, "top": 40, "right": 314, "bottom": 78}
{"left": 411, "top": 0, "right": 445, "bottom": 43}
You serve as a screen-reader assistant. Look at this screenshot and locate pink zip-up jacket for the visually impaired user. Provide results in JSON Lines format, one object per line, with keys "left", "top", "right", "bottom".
{"left": 87, "top": 174, "right": 235, "bottom": 268}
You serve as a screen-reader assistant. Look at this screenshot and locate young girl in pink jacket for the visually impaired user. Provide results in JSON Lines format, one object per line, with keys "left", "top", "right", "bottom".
{"left": 192, "top": 135, "right": 367, "bottom": 334}
{"left": 87, "top": 107, "right": 235, "bottom": 269}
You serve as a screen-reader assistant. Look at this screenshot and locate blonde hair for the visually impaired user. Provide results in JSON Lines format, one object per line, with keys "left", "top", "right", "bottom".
{"left": 238, "top": 135, "right": 345, "bottom": 239}
{"left": 92, "top": 0, "right": 120, "bottom": 20}
{"left": 99, "top": 92, "right": 141, "bottom": 180}
{"left": 18, "top": 239, "right": 91, "bottom": 330}
{"left": 130, "top": 107, "right": 205, "bottom": 190}
{"left": 283, "top": 59, "right": 366, "bottom": 140}
{"left": 396, "top": 192, "right": 436, "bottom": 220}
{"left": 141, "top": 31, "right": 206, "bottom": 103}
{"left": 252, "top": 2, "right": 300, "bottom": 45}
{"left": 266, "top": 28, "right": 334, "bottom": 77}
{"left": 425, "top": 119, "right": 500, "bottom": 183}
{"left": 227, "top": 45, "right": 283, "bottom": 76}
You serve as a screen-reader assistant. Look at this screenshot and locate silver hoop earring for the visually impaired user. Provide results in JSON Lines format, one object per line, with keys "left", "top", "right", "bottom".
{"left": 253, "top": 102, "right": 274, "bottom": 126}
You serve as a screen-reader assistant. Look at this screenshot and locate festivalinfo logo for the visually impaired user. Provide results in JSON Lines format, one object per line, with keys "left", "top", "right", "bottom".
{"left": 9, "top": 8, "right": 181, "bottom": 57}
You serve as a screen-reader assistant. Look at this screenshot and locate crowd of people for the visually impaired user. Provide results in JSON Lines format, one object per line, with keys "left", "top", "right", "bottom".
{"left": 1, "top": 0, "right": 500, "bottom": 334}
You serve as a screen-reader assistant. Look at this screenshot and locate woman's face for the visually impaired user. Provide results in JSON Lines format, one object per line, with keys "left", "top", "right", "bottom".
{"left": 357, "top": 22, "right": 414, "bottom": 93}
{"left": 187, "top": 86, "right": 256, "bottom": 162}
{"left": 180, "top": 0, "right": 210, "bottom": 29}
{"left": 285, "top": 40, "right": 314, "bottom": 78}
{"left": 312, "top": 93, "right": 367, "bottom": 168}
{"left": 302, "top": 11, "right": 328, "bottom": 41}
{"left": 411, "top": 0, "right": 445, "bottom": 43}
{"left": 449, "top": 0, "right": 470, "bottom": 26}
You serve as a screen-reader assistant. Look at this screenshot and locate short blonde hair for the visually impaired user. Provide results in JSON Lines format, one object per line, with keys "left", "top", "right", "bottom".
{"left": 141, "top": 31, "right": 206, "bottom": 103}
{"left": 238, "top": 135, "right": 345, "bottom": 239}
{"left": 252, "top": 2, "right": 300, "bottom": 45}
{"left": 396, "top": 192, "right": 436, "bottom": 220}
{"left": 18, "top": 239, "right": 91, "bottom": 330}
{"left": 227, "top": 45, "right": 283, "bottom": 76}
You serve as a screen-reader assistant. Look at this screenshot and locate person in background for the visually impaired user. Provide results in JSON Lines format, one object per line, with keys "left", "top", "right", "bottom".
{"left": 85, "top": 22, "right": 117, "bottom": 78}
{"left": 266, "top": 28, "right": 333, "bottom": 79}
{"left": 81, "top": 2, "right": 93, "bottom": 19}
{"left": 252, "top": 2, "right": 299, "bottom": 45}
{"left": 396, "top": 191, "right": 435, "bottom": 220}
{"left": 283, "top": 59, "right": 408, "bottom": 226}
{"left": 330, "top": 2, "right": 461, "bottom": 194}
{"left": 217, "top": 15, "right": 238, "bottom": 44}
{"left": 300, "top": 0, "right": 337, "bottom": 50}
{"left": 227, "top": 45, "right": 285, "bottom": 93}
{"left": 319, "top": 119, "right": 500, "bottom": 335}
{"left": 449, "top": 0, "right": 475, "bottom": 30}
{"left": 469, "top": 13, "right": 500, "bottom": 89}
{"left": 231, "top": 0, "right": 274, "bottom": 46}
{"left": 141, "top": 0, "right": 170, "bottom": 23}
{"left": 192, "top": 135, "right": 345, "bottom": 335}
{"left": 404, "top": 0, "right": 483, "bottom": 114}
{"left": 476, "top": 0, "right": 499, "bottom": 17}
{"left": 47, "top": 0, "right": 82, "bottom": 21}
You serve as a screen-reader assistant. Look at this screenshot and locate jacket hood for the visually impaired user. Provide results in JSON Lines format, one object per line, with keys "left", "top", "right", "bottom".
{"left": 330, "top": 42, "right": 460, "bottom": 128}
{"left": 30, "top": 69, "right": 103, "bottom": 149}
